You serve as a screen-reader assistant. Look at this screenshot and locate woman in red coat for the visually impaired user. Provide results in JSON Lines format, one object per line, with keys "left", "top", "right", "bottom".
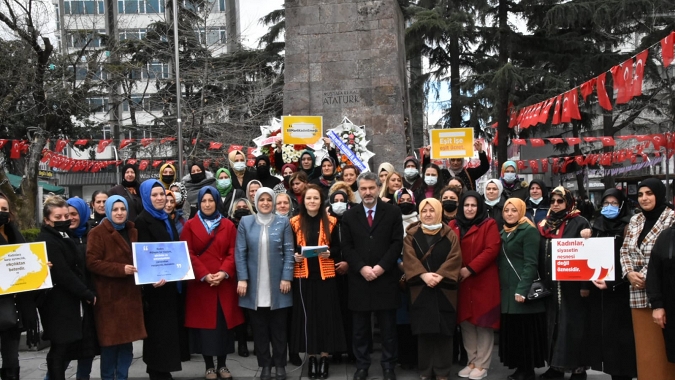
{"left": 181, "top": 186, "right": 245, "bottom": 380}
{"left": 448, "top": 191, "right": 501, "bottom": 380}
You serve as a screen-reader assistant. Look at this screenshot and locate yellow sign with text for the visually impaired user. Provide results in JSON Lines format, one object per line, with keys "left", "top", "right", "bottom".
{"left": 0, "top": 242, "right": 52, "bottom": 296}
{"left": 430, "top": 128, "right": 475, "bottom": 159}
{"left": 282, "top": 116, "right": 323, "bottom": 145}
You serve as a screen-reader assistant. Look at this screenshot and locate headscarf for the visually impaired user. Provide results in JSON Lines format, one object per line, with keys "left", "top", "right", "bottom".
{"left": 139, "top": 179, "right": 174, "bottom": 240}
{"left": 254, "top": 187, "right": 276, "bottom": 225}
{"left": 104, "top": 195, "right": 128, "bottom": 231}
{"left": 299, "top": 149, "right": 317, "bottom": 177}
{"left": 319, "top": 156, "right": 337, "bottom": 184}
{"left": 67, "top": 197, "right": 90, "bottom": 238}
{"left": 394, "top": 188, "right": 416, "bottom": 205}
{"left": 527, "top": 179, "right": 549, "bottom": 207}
{"left": 594, "top": 188, "right": 630, "bottom": 235}
{"left": 121, "top": 163, "right": 140, "bottom": 193}
{"left": 483, "top": 179, "right": 504, "bottom": 206}
{"left": 255, "top": 155, "right": 273, "bottom": 180}
{"left": 228, "top": 150, "right": 247, "bottom": 173}
{"left": 281, "top": 163, "right": 297, "bottom": 190}
{"left": 165, "top": 190, "right": 176, "bottom": 219}
{"left": 403, "top": 156, "right": 419, "bottom": 170}
{"left": 500, "top": 160, "right": 519, "bottom": 190}
{"left": 418, "top": 198, "right": 443, "bottom": 235}
{"left": 454, "top": 190, "right": 489, "bottom": 237}
{"left": 169, "top": 182, "right": 187, "bottom": 206}
{"left": 503, "top": 198, "right": 535, "bottom": 233}
{"left": 246, "top": 180, "right": 263, "bottom": 202}
{"left": 158, "top": 163, "right": 177, "bottom": 189}
{"left": 501, "top": 160, "right": 517, "bottom": 177}
{"left": 538, "top": 186, "right": 580, "bottom": 239}
{"left": 329, "top": 190, "right": 349, "bottom": 204}
{"left": 274, "top": 192, "right": 294, "bottom": 217}
{"left": 215, "top": 168, "right": 234, "bottom": 197}
{"left": 197, "top": 186, "right": 222, "bottom": 234}
{"left": 378, "top": 162, "right": 395, "bottom": 176}
{"left": 638, "top": 178, "right": 667, "bottom": 220}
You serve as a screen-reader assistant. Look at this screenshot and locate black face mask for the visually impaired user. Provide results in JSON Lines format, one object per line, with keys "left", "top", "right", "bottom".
{"left": 190, "top": 172, "right": 206, "bottom": 183}
{"left": 256, "top": 165, "right": 270, "bottom": 179}
{"left": 53, "top": 220, "right": 71, "bottom": 233}
{"left": 162, "top": 175, "right": 175, "bottom": 184}
{"left": 233, "top": 209, "right": 251, "bottom": 220}
{"left": 442, "top": 200, "right": 458, "bottom": 213}
{"left": 122, "top": 179, "right": 137, "bottom": 188}
{"left": 0, "top": 211, "right": 9, "bottom": 226}
{"left": 398, "top": 202, "right": 416, "bottom": 215}
{"left": 283, "top": 175, "right": 291, "bottom": 184}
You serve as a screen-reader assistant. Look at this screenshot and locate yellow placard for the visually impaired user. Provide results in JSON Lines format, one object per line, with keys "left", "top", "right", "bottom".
{"left": 282, "top": 116, "right": 323, "bottom": 145}
{"left": 429, "top": 128, "right": 475, "bottom": 159}
{"left": 0, "top": 242, "right": 52, "bottom": 295}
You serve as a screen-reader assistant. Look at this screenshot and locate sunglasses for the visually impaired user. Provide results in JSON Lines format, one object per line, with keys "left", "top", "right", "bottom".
{"left": 551, "top": 199, "right": 566, "bottom": 205}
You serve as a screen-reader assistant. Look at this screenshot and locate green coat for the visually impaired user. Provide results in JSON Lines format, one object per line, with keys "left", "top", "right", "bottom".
{"left": 499, "top": 223, "right": 545, "bottom": 314}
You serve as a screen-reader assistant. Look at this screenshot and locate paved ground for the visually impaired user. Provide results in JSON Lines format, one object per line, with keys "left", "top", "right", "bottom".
{"left": 14, "top": 341, "right": 616, "bottom": 380}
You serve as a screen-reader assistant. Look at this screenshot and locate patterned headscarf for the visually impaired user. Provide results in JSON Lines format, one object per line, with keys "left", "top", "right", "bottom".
{"left": 394, "top": 188, "right": 416, "bottom": 205}
{"left": 538, "top": 186, "right": 580, "bottom": 239}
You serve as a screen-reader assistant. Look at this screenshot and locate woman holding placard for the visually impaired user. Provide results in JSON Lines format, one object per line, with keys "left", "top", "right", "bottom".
{"left": 536, "top": 187, "right": 595, "bottom": 380}
{"left": 87, "top": 195, "right": 146, "bottom": 380}
{"left": 289, "top": 184, "right": 345, "bottom": 379}
{"left": 620, "top": 178, "right": 675, "bottom": 379}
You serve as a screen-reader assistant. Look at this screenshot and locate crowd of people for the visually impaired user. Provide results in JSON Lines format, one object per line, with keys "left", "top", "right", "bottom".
{"left": 1, "top": 142, "right": 674, "bottom": 380}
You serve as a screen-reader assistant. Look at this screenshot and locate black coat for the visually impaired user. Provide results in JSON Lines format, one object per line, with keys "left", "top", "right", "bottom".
{"left": 486, "top": 199, "right": 505, "bottom": 232}
{"left": 37, "top": 226, "right": 96, "bottom": 344}
{"left": 647, "top": 226, "right": 675, "bottom": 363}
{"left": 220, "top": 189, "right": 246, "bottom": 217}
{"left": 109, "top": 184, "right": 144, "bottom": 222}
{"left": 341, "top": 199, "right": 404, "bottom": 311}
{"left": 134, "top": 210, "right": 189, "bottom": 372}
{"left": 231, "top": 170, "right": 257, "bottom": 192}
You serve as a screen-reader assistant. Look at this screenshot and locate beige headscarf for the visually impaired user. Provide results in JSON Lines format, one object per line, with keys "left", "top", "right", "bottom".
{"left": 418, "top": 198, "right": 443, "bottom": 235}
{"left": 503, "top": 198, "right": 535, "bottom": 233}
{"left": 378, "top": 162, "right": 395, "bottom": 176}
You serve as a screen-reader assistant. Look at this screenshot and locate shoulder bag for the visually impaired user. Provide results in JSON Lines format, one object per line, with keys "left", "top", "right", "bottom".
{"left": 502, "top": 244, "right": 551, "bottom": 301}
{"left": 0, "top": 295, "right": 19, "bottom": 332}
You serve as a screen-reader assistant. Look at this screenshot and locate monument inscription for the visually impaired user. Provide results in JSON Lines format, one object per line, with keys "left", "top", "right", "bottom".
{"left": 322, "top": 90, "right": 361, "bottom": 106}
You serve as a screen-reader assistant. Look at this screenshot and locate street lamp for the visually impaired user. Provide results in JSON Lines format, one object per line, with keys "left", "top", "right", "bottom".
{"left": 172, "top": 0, "right": 184, "bottom": 179}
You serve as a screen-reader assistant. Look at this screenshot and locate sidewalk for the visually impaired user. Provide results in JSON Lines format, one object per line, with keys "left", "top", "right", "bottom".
{"left": 15, "top": 341, "right": 613, "bottom": 380}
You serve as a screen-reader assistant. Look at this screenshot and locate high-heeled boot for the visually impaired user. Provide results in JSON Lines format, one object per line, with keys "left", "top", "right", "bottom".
{"left": 308, "top": 357, "right": 318, "bottom": 379}
{"left": 319, "top": 357, "right": 329, "bottom": 379}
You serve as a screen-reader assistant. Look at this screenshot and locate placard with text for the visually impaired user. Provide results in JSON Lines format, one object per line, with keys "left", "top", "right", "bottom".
{"left": 132, "top": 241, "right": 195, "bottom": 285}
{"left": 552, "top": 237, "right": 615, "bottom": 281}
{"left": 0, "top": 242, "right": 52, "bottom": 295}
{"left": 282, "top": 116, "right": 323, "bottom": 145}
{"left": 429, "top": 128, "right": 474, "bottom": 159}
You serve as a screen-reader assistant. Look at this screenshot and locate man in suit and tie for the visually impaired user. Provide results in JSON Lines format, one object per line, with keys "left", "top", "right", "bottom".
{"left": 341, "top": 171, "right": 404, "bottom": 380}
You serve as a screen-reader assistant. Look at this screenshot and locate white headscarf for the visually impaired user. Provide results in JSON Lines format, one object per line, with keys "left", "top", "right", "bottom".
{"left": 483, "top": 179, "right": 503, "bottom": 206}
{"left": 254, "top": 187, "right": 276, "bottom": 224}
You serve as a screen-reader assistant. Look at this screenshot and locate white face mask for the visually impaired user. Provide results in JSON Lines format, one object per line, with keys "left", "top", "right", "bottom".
{"left": 503, "top": 172, "right": 517, "bottom": 184}
{"left": 233, "top": 162, "right": 246, "bottom": 171}
{"left": 529, "top": 197, "right": 542, "bottom": 205}
{"left": 217, "top": 179, "right": 231, "bottom": 188}
{"left": 404, "top": 168, "right": 418, "bottom": 179}
{"left": 424, "top": 175, "right": 438, "bottom": 186}
{"left": 485, "top": 198, "right": 500, "bottom": 207}
{"left": 173, "top": 193, "right": 183, "bottom": 204}
{"left": 331, "top": 202, "right": 347, "bottom": 215}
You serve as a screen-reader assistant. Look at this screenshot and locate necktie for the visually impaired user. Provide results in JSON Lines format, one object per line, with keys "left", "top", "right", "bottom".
{"left": 367, "top": 209, "right": 373, "bottom": 227}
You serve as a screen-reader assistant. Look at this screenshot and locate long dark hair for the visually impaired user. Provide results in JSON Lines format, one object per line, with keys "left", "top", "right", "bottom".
{"left": 298, "top": 184, "right": 331, "bottom": 245}
{"left": 422, "top": 163, "right": 445, "bottom": 198}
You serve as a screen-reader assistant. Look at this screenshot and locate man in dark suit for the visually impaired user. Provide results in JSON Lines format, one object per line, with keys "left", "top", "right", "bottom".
{"left": 341, "top": 171, "right": 404, "bottom": 380}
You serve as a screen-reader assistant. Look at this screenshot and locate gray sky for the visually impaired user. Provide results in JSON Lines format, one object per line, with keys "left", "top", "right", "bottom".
{"left": 239, "top": 0, "right": 284, "bottom": 49}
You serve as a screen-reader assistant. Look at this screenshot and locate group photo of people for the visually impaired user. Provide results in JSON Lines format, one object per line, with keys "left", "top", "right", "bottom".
{"left": 1, "top": 142, "right": 674, "bottom": 380}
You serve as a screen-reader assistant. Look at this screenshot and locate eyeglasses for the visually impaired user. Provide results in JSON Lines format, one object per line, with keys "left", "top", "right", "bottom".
{"left": 602, "top": 201, "right": 620, "bottom": 207}
{"left": 551, "top": 199, "right": 566, "bottom": 205}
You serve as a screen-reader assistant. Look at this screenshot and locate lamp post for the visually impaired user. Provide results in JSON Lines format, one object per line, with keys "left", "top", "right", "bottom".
{"left": 172, "top": 0, "right": 183, "bottom": 179}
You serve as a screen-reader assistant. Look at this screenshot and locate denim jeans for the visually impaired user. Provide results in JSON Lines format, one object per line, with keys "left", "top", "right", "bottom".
{"left": 100, "top": 343, "right": 134, "bottom": 380}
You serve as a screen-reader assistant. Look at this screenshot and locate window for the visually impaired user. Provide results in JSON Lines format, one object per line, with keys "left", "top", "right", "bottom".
{"left": 55, "top": 4, "right": 60, "bottom": 29}
{"left": 119, "top": 29, "right": 146, "bottom": 41}
{"left": 118, "top": 0, "right": 165, "bottom": 14}
{"left": 64, "top": 0, "right": 104, "bottom": 15}
{"left": 206, "top": 27, "right": 226, "bottom": 45}
{"left": 147, "top": 62, "right": 169, "bottom": 79}
{"left": 88, "top": 97, "right": 110, "bottom": 113}
{"left": 66, "top": 30, "right": 104, "bottom": 48}
{"left": 123, "top": 95, "right": 144, "bottom": 111}
{"left": 218, "top": 0, "right": 226, "bottom": 12}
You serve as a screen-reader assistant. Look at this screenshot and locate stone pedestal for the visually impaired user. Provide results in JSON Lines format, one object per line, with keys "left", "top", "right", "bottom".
{"left": 284, "top": 0, "right": 412, "bottom": 170}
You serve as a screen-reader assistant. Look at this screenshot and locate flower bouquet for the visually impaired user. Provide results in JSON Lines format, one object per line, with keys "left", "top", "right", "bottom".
{"left": 327, "top": 117, "right": 375, "bottom": 172}
{"left": 253, "top": 118, "right": 326, "bottom": 172}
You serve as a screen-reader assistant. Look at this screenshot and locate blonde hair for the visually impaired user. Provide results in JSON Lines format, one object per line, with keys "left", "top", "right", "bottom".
{"left": 43, "top": 195, "right": 68, "bottom": 220}
{"left": 329, "top": 181, "right": 357, "bottom": 204}
{"left": 379, "top": 171, "right": 403, "bottom": 198}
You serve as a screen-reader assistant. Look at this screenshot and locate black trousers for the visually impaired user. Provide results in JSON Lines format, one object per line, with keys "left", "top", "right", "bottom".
{"left": 47, "top": 342, "right": 74, "bottom": 380}
{"left": 352, "top": 310, "right": 398, "bottom": 370}
{"left": 248, "top": 307, "right": 288, "bottom": 368}
{"left": 0, "top": 328, "right": 20, "bottom": 369}
{"left": 418, "top": 334, "right": 453, "bottom": 377}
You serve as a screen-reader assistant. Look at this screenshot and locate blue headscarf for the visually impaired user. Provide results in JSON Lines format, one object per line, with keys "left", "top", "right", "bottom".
{"left": 104, "top": 195, "right": 129, "bottom": 231}
{"left": 198, "top": 186, "right": 222, "bottom": 234}
{"left": 67, "top": 197, "right": 90, "bottom": 238}
{"left": 139, "top": 179, "right": 174, "bottom": 240}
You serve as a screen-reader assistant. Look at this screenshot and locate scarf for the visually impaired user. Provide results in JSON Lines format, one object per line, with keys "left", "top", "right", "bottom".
{"left": 139, "top": 179, "right": 174, "bottom": 240}
{"left": 418, "top": 198, "right": 443, "bottom": 235}
{"left": 121, "top": 163, "right": 140, "bottom": 194}
{"left": 103, "top": 195, "right": 129, "bottom": 231}
{"left": 483, "top": 179, "right": 504, "bottom": 206}
{"left": 66, "top": 197, "right": 90, "bottom": 238}
{"left": 594, "top": 188, "right": 631, "bottom": 235}
{"left": 299, "top": 149, "right": 317, "bottom": 178}
{"left": 637, "top": 178, "right": 668, "bottom": 245}
{"left": 319, "top": 156, "right": 336, "bottom": 187}
{"left": 454, "top": 191, "right": 489, "bottom": 237}
{"left": 500, "top": 160, "right": 519, "bottom": 190}
{"left": 169, "top": 182, "right": 187, "bottom": 206}
{"left": 197, "top": 186, "right": 222, "bottom": 234}
{"left": 215, "top": 168, "right": 234, "bottom": 197}
{"left": 538, "top": 186, "right": 580, "bottom": 239}
{"left": 158, "top": 163, "right": 176, "bottom": 189}
{"left": 502, "top": 198, "right": 535, "bottom": 233}
{"left": 254, "top": 187, "right": 276, "bottom": 224}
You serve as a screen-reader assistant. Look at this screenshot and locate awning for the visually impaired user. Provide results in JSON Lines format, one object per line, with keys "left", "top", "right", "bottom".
{"left": 5, "top": 173, "right": 65, "bottom": 195}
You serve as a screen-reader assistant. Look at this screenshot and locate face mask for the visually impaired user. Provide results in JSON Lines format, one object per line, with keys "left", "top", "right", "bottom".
{"left": 233, "top": 162, "right": 246, "bottom": 172}
{"left": 442, "top": 200, "right": 457, "bottom": 213}
{"left": 398, "top": 202, "right": 416, "bottom": 215}
{"left": 53, "top": 220, "right": 71, "bottom": 232}
{"left": 485, "top": 198, "right": 500, "bottom": 207}
{"left": 275, "top": 210, "right": 289, "bottom": 217}
{"left": 190, "top": 172, "right": 206, "bottom": 183}
{"left": 424, "top": 175, "right": 438, "bottom": 186}
{"left": 0, "top": 211, "right": 9, "bottom": 226}
{"left": 529, "top": 196, "right": 542, "bottom": 205}
{"left": 503, "top": 173, "right": 517, "bottom": 184}
{"left": 256, "top": 165, "right": 270, "bottom": 179}
{"left": 331, "top": 202, "right": 347, "bottom": 215}
{"left": 422, "top": 223, "right": 442, "bottom": 231}
{"left": 233, "top": 209, "right": 250, "bottom": 219}
{"left": 283, "top": 175, "right": 291, "bottom": 184}
{"left": 162, "top": 174, "right": 174, "bottom": 184}
{"left": 404, "top": 168, "right": 418, "bottom": 179}
{"left": 173, "top": 193, "right": 183, "bottom": 204}
{"left": 217, "top": 179, "right": 231, "bottom": 188}
{"left": 601, "top": 205, "right": 620, "bottom": 219}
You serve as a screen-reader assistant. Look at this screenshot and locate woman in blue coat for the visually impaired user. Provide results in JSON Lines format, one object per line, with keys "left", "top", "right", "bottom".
{"left": 235, "top": 187, "right": 295, "bottom": 380}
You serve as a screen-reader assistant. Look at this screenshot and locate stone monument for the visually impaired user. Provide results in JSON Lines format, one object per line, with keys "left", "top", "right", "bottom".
{"left": 284, "top": 0, "right": 412, "bottom": 170}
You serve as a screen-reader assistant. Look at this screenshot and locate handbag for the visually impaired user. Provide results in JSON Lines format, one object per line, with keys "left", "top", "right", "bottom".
{"left": 502, "top": 245, "right": 551, "bottom": 301}
{"left": 0, "top": 295, "right": 20, "bottom": 332}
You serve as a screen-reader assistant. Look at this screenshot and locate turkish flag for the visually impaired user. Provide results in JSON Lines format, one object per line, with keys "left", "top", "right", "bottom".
{"left": 583, "top": 137, "right": 599, "bottom": 143}
{"left": 74, "top": 139, "right": 89, "bottom": 147}
{"left": 548, "top": 138, "right": 564, "bottom": 145}
{"left": 562, "top": 157, "right": 575, "bottom": 173}
{"left": 525, "top": 103, "right": 542, "bottom": 128}
{"left": 41, "top": 151, "right": 52, "bottom": 163}
{"left": 530, "top": 138, "right": 546, "bottom": 147}
{"left": 552, "top": 158, "right": 560, "bottom": 174}
{"left": 529, "top": 160, "right": 540, "bottom": 174}
{"left": 575, "top": 156, "right": 585, "bottom": 166}
{"left": 508, "top": 107, "right": 518, "bottom": 128}
{"left": 209, "top": 142, "right": 223, "bottom": 150}
{"left": 203, "top": 159, "right": 211, "bottom": 168}
{"left": 160, "top": 137, "right": 176, "bottom": 144}
{"left": 247, "top": 159, "right": 256, "bottom": 167}
{"left": 600, "top": 153, "right": 612, "bottom": 166}
{"left": 579, "top": 78, "right": 596, "bottom": 101}
{"left": 652, "top": 134, "right": 666, "bottom": 150}
{"left": 538, "top": 98, "right": 555, "bottom": 125}
{"left": 551, "top": 95, "right": 563, "bottom": 125}
{"left": 636, "top": 135, "right": 652, "bottom": 142}
{"left": 632, "top": 50, "right": 648, "bottom": 97}
{"left": 119, "top": 139, "right": 134, "bottom": 150}
{"left": 55, "top": 139, "right": 68, "bottom": 153}
{"left": 541, "top": 159, "right": 548, "bottom": 173}
{"left": 661, "top": 31, "right": 675, "bottom": 67}
{"left": 246, "top": 147, "right": 256, "bottom": 159}
{"left": 616, "top": 135, "right": 634, "bottom": 140}
{"left": 512, "top": 139, "right": 527, "bottom": 145}
{"left": 517, "top": 160, "right": 528, "bottom": 171}
{"left": 97, "top": 139, "right": 112, "bottom": 153}
{"left": 561, "top": 90, "right": 581, "bottom": 123}
{"left": 127, "top": 159, "right": 138, "bottom": 165}
{"left": 611, "top": 58, "right": 633, "bottom": 104}
{"left": 139, "top": 160, "right": 149, "bottom": 170}
{"left": 228, "top": 145, "right": 243, "bottom": 153}
{"left": 565, "top": 137, "right": 581, "bottom": 145}
{"left": 0, "top": 140, "right": 7, "bottom": 149}
{"left": 596, "top": 73, "right": 613, "bottom": 111}
{"left": 165, "top": 160, "right": 175, "bottom": 166}
{"left": 141, "top": 138, "right": 154, "bottom": 147}
{"left": 10, "top": 140, "right": 20, "bottom": 159}
{"left": 600, "top": 137, "right": 616, "bottom": 146}
{"left": 152, "top": 160, "right": 163, "bottom": 168}
{"left": 19, "top": 140, "right": 29, "bottom": 154}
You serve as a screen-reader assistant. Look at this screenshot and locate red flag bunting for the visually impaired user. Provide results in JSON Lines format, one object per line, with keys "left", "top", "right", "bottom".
{"left": 246, "top": 148, "right": 256, "bottom": 159}
{"left": 55, "top": 139, "right": 68, "bottom": 153}
{"left": 228, "top": 145, "right": 243, "bottom": 153}
{"left": 74, "top": 139, "right": 89, "bottom": 146}
{"left": 10, "top": 140, "right": 21, "bottom": 159}
{"left": 139, "top": 160, "right": 149, "bottom": 170}
{"left": 529, "top": 160, "right": 539, "bottom": 174}
{"left": 119, "top": 139, "right": 134, "bottom": 150}
{"left": 152, "top": 160, "right": 163, "bottom": 168}
{"left": 127, "top": 159, "right": 138, "bottom": 165}
{"left": 203, "top": 159, "right": 211, "bottom": 168}
{"left": 632, "top": 50, "right": 648, "bottom": 97}
{"left": 579, "top": 78, "right": 596, "bottom": 101}
{"left": 530, "top": 138, "right": 545, "bottom": 147}
{"left": 611, "top": 58, "right": 634, "bottom": 104}
{"left": 583, "top": 137, "right": 598, "bottom": 143}
{"left": 552, "top": 158, "right": 560, "bottom": 174}
{"left": 565, "top": 137, "right": 581, "bottom": 145}
{"left": 19, "top": 141, "right": 29, "bottom": 154}
{"left": 160, "top": 137, "right": 176, "bottom": 144}
{"left": 208, "top": 142, "right": 223, "bottom": 150}
{"left": 538, "top": 98, "right": 554, "bottom": 125}
{"left": 97, "top": 139, "right": 112, "bottom": 153}
{"left": 652, "top": 134, "right": 666, "bottom": 150}
{"left": 512, "top": 139, "right": 527, "bottom": 145}
{"left": 596, "top": 73, "right": 613, "bottom": 111}
{"left": 246, "top": 159, "right": 256, "bottom": 167}
{"left": 551, "top": 95, "right": 562, "bottom": 125}
{"left": 661, "top": 31, "right": 675, "bottom": 67}
{"left": 141, "top": 138, "right": 154, "bottom": 147}
{"left": 600, "top": 137, "right": 615, "bottom": 146}
{"left": 0, "top": 140, "right": 7, "bottom": 149}
{"left": 548, "top": 138, "right": 564, "bottom": 145}
{"left": 517, "top": 160, "right": 528, "bottom": 171}
{"left": 541, "top": 159, "right": 548, "bottom": 173}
